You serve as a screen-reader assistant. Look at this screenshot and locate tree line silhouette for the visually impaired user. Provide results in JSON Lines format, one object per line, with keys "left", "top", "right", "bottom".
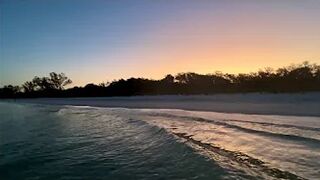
{"left": 1, "top": 61, "right": 320, "bottom": 98}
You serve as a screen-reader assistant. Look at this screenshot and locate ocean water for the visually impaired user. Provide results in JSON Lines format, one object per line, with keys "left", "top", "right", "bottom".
{"left": 0, "top": 101, "right": 319, "bottom": 179}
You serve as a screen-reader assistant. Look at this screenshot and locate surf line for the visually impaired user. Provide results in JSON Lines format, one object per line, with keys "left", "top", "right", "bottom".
{"left": 173, "top": 132, "right": 305, "bottom": 180}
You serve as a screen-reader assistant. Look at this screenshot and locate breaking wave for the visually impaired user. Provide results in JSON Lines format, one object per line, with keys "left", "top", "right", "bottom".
{"left": 56, "top": 106, "right": 320, "bottom": 179}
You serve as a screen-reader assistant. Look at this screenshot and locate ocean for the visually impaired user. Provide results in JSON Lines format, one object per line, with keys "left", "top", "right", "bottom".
{"left": 0, "top": 94, "right": 319, "bottom": 179}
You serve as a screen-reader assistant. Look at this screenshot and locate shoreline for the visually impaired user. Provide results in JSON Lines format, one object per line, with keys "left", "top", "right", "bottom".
{"left": 3, "top": 92, "right": 320, "bottom": 117}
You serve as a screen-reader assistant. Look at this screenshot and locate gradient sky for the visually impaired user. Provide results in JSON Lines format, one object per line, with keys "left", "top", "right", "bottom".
{"left": 1, "top": 0, "right": 320, "bottom": 86}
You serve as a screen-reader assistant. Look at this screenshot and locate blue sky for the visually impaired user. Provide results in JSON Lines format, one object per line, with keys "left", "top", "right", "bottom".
{"left": 1, "top": 0, "right": 320, "bottom": 86}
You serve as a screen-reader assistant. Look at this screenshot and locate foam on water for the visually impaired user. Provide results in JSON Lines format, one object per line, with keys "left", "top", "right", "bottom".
{"left": 1, "top": 101, "right": 319, "bottom": 179}
{"left": 137, "top": 109, "right": 320, "bottom": 179}
{"left": 58, "top": 106, "right": 320, "bottom": 179}
{"left": 0, "top": 103, "right": 233, "bottom": 180}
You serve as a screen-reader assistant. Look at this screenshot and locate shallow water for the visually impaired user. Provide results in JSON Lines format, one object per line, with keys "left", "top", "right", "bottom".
{"left": 1, "top": 102, "right": 319, "bottom": 179}
{"left": 15, "top": 92, "right": 320, "bottom": 116}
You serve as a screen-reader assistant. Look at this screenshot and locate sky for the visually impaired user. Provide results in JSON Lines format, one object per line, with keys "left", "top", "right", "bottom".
{"left": 1, "top": 0, "right": 320, "bottom": 86}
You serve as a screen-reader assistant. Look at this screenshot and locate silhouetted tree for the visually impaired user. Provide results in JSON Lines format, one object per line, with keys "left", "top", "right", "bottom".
{"left": 161, "top": 74, "right": 175, "bottom": 84}
{"left": 49, "top": 72, "right": 72, "bottom": 90}
{"left": 0, "top": 85, "right": 20, "bottom": 98}
{"left": 32, "top": 76, "right": 53, "bottom": 90}
{"left": 1, "top": 62, "right": 320, "bottom": 98}
{"left": 22, "top": 81, "right": 36, "bottom": 93}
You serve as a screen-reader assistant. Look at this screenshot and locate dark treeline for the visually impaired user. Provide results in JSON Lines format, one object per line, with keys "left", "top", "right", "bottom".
{"left": 1, "top": 61, "right": 320, "bottom": 98}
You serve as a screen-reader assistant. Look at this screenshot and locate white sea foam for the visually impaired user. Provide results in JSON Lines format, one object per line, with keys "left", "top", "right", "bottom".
{"left": 135, "top": 109, "right": 320, "bottom": 179}
{"left": 57, "top": 106, "right": 320, "bottom": 179}
{"left": 13, "top": 93, "right": 320, "bottom": 179}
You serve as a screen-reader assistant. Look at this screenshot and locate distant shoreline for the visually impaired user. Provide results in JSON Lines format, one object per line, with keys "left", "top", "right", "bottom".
{"left": 1, "top": 62, "right": 320, "bottom": 99}
{"left": 4, "top": 92, "right": 320, "bottom": 117}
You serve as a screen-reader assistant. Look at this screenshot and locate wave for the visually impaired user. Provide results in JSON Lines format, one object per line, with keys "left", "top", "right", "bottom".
{"left": 174, "top": 132, "right": 305, "bottom": 180}
{"left": 142, "top": 112, "right": 320, "bottom": 147}
{"left": 56, "top": 106, "right": 320, "bottom": 179}
{"left": 149, "top": 112, "right": 320, "bottom": 131}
